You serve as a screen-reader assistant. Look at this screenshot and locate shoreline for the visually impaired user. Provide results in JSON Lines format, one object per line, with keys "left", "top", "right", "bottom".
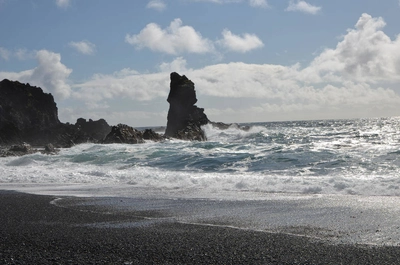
{"left": 2, "top": 190, "right": 400, "bottom": 264}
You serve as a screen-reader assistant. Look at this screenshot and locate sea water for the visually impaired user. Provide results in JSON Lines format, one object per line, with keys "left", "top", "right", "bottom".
{"left": 2, "top": 117, "right": 400, "bottom": 245}
{"left": 2, "top": 117, "right": 400, "bottom": 198}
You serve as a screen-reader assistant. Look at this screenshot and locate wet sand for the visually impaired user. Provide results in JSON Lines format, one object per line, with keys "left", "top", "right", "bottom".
{"left": 1, "top": 190, "right": 400, "bottom": 264}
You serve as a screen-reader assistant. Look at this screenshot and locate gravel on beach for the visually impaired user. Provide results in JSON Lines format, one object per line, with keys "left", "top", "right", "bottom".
{"left": 1, "top": 190, "right": 400, "bottom": 265}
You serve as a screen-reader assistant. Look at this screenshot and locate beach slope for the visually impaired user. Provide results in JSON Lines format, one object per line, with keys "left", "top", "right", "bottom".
{"left": 1, "top": 191, "right": 400, "bottom": 264}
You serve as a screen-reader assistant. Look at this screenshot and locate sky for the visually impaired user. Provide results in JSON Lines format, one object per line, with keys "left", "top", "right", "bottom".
{"left": 1, "top": 0, "right": 400, "bottom": 127}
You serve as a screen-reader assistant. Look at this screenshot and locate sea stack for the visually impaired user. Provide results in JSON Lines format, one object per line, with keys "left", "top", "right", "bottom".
{"left": 165, "top": 72, "right": 209, "bottom": 141}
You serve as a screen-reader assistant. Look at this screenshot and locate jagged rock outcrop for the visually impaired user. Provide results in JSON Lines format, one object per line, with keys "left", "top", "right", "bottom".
{"left": 1, "top": 143, "right": 35, "bottom": 157}
{"left": 0, "top": 142, "right": 60, "bottom": 157}
{"left": 103, "top": 124, "right": 145, "bottom": 144}
{"left": 75, "top": 118, "right": 111, "bottom": 142}
{"left": 0, "top": 79, "right": 112, "bottom": 147}
{"left": 0, "top": 79, "right": 60, "bottom": 144}
{"left": 143, "top": 129, "right": 164, "bottom": 141}
{"left": 102, "top": 125, "right": 164, "bottom": 144}
{"left": 165, "top": 72, "right": 209, "bottom": 140}
{"left": 43, "top": 143, "right": 59, "bottom": 154}
{"left": 209, "top": 121, "right": 250, "bottom": 131}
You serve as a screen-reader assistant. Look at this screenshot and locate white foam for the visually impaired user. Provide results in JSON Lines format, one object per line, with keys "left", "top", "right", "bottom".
{"left": 2, "top": 119, "right": 400, "bottom": 199}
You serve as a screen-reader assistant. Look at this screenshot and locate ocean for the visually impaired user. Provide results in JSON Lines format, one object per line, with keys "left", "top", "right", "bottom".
{"left": 2, "top": 117, "right": 400, "bottom": 198}
{"left": 2, "top": 117, "right": 400, "bottom": 245}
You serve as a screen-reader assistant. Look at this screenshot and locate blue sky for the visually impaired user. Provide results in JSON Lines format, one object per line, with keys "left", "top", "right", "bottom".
{"left": 1, "top": 0, "right": 400, "bottom": 126}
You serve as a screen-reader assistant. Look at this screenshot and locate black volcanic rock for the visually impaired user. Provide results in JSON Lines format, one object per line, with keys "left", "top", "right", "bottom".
{"left": 103, "top": 124, "right": 145, "bottom": 144}
{"left": 0, "top": 79, "right": 112, "bottom": 148}
{"left": 165, "top": 72, "right": 209, "bottom": 140}
{"left": 173, "top": 121, "right": 207, "bottom": 141}
{"left": 143, "top": 129, "right": 164, "bottom": 141}
{"left": 1, "top": 143, "right": 39, "bottom": 157}
{"left": 0, "top": 79, "right": 60, "bottom": 144}
{"left": 43, "top": 143, "right": 59, "bottom": 154}
{"left": 209, "top": 121, "right": 250, "bottom": 131}
{"left": 75, "top": 118, "right": 111, "bottom": 142}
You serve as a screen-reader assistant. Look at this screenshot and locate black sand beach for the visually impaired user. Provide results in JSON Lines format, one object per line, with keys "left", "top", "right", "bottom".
{"left": 1, "top": 190, "right": 400, "bottom": 264}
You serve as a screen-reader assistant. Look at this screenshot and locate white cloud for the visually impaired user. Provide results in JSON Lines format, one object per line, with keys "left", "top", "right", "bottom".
{"left": 72, "top": 56, "right": 400, "bottom": 121}
{"left": 286, "top": 1, "right": 321, "bottom": 15}
{"left": 72, "top": 69, "right": 169, "bottom": 103}
{"left": 69, "top": 40, "right": 96, "bottom": 55}
{"left": 0, "top": 47, "right": 33, "bottom": 60}
{"left": 248, "top": 0, "right": 268, "bottom": 8}
{"left": 15, "top": 48, "right": 32, "bottom": 60}
{"left": 218, "top": 29, "right": 264, "bottom": 53}
{"left": 30, "top": 50, "right": 73, "bottom": 99}
{"left": 158, "top": 57, "right": 189, "bottom": 73}
{"left": 0, "top": 47, "right": 10, "bottom": 60}
{"left": 146, "top": 0, "right": 166, "bottom": 11}
{"left": 0, "top": 70, "right": 32, "bottom": 82}
{"left": 189, "top": 62, "right": 300, "bottom": 99}
{"left": 0, "top": 50, "right": 72, "bottom": 100}
{"left": 200, "top": 81, "right": 400, "bottom": 123}
{"left": 301, "top": 13, "right": 400, "bottom": 84}
{"left": 125, "top": 18, "right": 215, "bottom": 55}
{"left": 55, "top": 0, "right": 70, "bottom": 8}
{"left": 126, "top": 19, "right": 264, "bottom": 55}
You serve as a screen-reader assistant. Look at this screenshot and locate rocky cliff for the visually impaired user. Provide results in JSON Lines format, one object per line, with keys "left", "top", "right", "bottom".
{"left": 0, "top": 79, "right": 60, "bottom": 144}
{"left": 0, "top": 79, "right": 112, "bottom": 147}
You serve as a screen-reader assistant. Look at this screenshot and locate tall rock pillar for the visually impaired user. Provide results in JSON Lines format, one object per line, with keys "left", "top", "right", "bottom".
{"left": 165, "top": 72, "right": 209, "bottom": 140}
